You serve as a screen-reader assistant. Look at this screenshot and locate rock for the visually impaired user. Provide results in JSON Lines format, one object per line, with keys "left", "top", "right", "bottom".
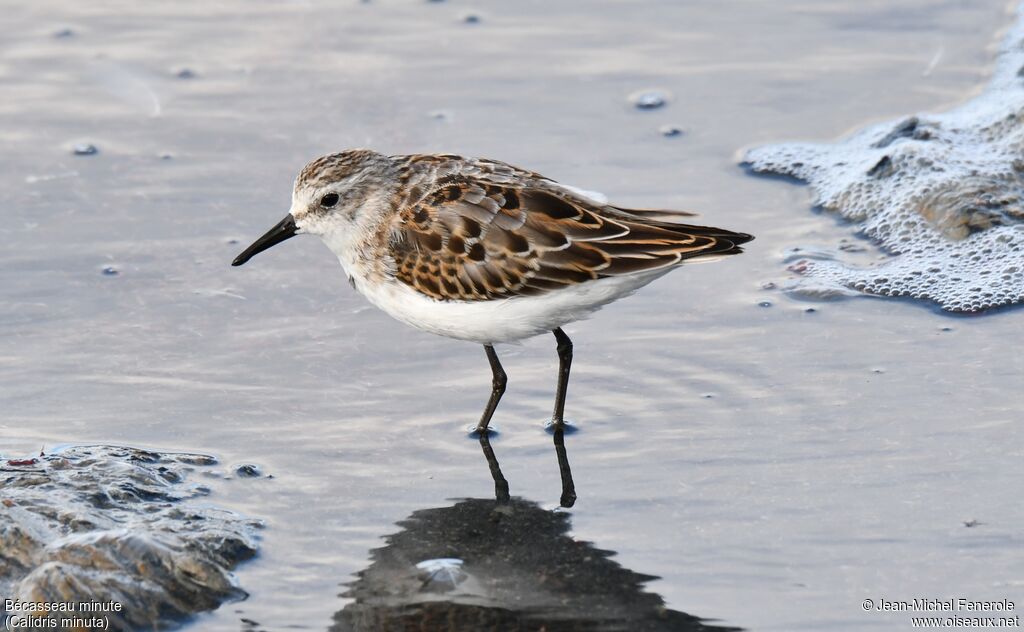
{"left": 628, "top": 90, "right": 670, "bottom": 110}
{"left": 0, "top": 445, "right": 259, "bottom": 630}
{"left": 234, "top": 464, "right": 262, "bottom": 478}
{"left": 72, "top": 144, "right": 98, "bottom": 156}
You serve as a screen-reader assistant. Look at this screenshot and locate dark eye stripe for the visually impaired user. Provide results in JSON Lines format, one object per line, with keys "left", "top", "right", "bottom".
{"left": 321, "top": 193, "right": 340, "bottom": 208}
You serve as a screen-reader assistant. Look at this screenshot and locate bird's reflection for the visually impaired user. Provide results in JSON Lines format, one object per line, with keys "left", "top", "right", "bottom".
{"left": 329, "top": 434, "right": 741, "bottom": 632}
{"left": 479, "top": 428, "right": 575, "bottom": 507}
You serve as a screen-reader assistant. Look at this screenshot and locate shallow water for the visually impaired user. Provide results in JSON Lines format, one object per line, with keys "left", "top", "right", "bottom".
{"left": 2, "top": 1, "right": 1023, "bottom": 630}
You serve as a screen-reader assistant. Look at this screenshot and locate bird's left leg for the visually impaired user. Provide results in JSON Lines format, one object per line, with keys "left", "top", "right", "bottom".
{"left": 550, "top": 327, "right": 573, "bottom": 428}
{"left": 549, "top": 328, "right": 577, "bottom": 507}
{"left": 476, "top": 344, "right": 507, "bottom": 434}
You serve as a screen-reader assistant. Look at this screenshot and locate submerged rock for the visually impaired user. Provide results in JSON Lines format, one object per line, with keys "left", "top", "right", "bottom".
{"left": 629, "top": 89, "right": 670, "bottom": 110}
{"left": 234, "top": 463, "right": 262, "bottom": 478}
{"left": 71, "top": 143, "right": 98, "bottom": 156}
{"left": 659, "top": 124, "right": 685, "bottom": 137}
{"left": 0, "top": 445, "right": 260, "bottom": 631}
{"left": 743, "top": 3, "right": 1024, "bottom": 313}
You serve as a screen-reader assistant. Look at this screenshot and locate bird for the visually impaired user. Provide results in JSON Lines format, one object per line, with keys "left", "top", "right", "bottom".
{"left": 232, "top": 149, "right": 753, "bottom": 435}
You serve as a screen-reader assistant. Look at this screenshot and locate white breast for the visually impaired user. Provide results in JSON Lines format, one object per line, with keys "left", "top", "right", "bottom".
{"left": 345, "top": 260, "right": 666, "bottom": 344}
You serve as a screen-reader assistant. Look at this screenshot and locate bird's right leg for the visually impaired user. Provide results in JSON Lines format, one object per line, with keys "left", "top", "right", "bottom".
{"left": 475, "top": 344, "right": 507, "bottom": 434}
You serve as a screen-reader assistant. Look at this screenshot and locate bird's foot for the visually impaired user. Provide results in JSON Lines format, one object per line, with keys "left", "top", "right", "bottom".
{"left": 560, "top": 488, "right": 577, "bottom": 508}
{"left": 543, "top": 418, "right": 578, "bottom": 434}
{"left": 465, "top": 424, "right": 499, "bottom": 439}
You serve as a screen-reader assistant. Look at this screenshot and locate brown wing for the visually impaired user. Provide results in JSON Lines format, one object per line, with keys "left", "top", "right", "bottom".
{"left": 387, "top": 166, "right": 752, "bottom": 302}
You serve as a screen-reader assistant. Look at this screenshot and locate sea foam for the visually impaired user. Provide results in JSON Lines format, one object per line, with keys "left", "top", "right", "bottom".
{"left": 743, "top": 3, "right": 1024, "bottom": 313}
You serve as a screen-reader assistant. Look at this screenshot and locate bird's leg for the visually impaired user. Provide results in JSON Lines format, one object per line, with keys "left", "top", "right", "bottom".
{"left": 549, "top": 328, "right": 576, "bottom": 506}
{"left": 552, "top": 426, "right": 576, "bottom": 507}
{"left": 478, "top": 431, "right": 510, "bottom": 503}
{"left": 550, "top": 327, "right": 573, "bottom": 428}
{"left": 476, "top": 344, "right": 507, "bottom": 434}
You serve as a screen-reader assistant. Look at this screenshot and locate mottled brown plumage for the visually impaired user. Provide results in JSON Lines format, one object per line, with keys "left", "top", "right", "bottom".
{"left": 381, "top": 154, "right": 752, "bottom": 301}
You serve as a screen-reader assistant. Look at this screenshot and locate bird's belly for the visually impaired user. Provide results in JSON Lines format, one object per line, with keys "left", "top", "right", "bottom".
{"left": 353, "top": 272, "right": 666, "bottom": 344}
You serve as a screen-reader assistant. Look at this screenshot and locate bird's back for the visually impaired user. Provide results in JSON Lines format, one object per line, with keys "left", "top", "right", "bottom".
{"left": 384, "top": 154, "right": 753, "bottom": 304}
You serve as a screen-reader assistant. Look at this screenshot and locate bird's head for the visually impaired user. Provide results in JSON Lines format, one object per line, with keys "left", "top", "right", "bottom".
{"left": 232, "top": 149, "right": 392, "bottom": 267}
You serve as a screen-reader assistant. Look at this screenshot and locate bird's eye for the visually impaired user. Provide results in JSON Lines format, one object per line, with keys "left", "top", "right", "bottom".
{"left": 320, "top": 193, "right": 340, "bottom": 208}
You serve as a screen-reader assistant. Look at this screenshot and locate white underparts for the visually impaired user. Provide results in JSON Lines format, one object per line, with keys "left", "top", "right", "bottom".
{"left": 346, "top": 258, "right": 667, "bottom": 344}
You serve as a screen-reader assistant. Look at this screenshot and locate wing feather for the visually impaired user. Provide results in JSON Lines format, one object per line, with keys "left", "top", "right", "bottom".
{"left": 387, "top": 156, "right": 752, "bottom": 301}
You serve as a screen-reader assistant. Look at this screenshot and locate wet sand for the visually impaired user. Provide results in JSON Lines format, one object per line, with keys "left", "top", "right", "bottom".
{"left": 2, "top": 1, "right": 1022, "bottom": 630}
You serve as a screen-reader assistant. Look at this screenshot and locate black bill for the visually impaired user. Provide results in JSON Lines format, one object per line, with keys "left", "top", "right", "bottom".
{"left": 232, "top": 214, "right": 298, "bottom": 266}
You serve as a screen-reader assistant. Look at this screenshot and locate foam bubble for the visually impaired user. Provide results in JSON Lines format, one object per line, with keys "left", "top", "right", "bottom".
{"left": 743, "top": 4, "right": 1024, "bottom": 313}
